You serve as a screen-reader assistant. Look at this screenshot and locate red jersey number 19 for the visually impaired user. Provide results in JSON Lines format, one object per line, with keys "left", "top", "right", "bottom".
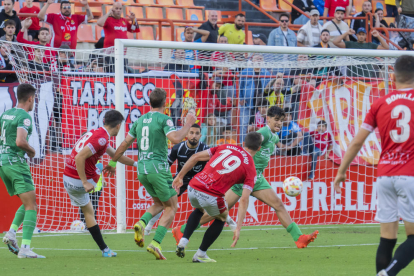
{"left": 390, "top": 105, "right": 411, "bottom": 143}
{"left": 74, "top": 132, "right": 93, "bottom": 153}
{"left": 211, "top": 149, "right": 241, "bottom": 174}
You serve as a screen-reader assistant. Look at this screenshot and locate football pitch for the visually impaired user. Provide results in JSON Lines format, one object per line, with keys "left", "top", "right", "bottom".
{"left": 1, "top": 224, "right": 413, "bottom": 276}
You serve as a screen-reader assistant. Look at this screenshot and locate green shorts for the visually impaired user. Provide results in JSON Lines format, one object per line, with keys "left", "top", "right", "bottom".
{"left": 0, "top": 162, "right": 35, "bottom": 196}
{"left": 138, "top": 171, "right": 177, "bottom": 202}
{"left": 231, "top": 174, "right": 271, "bottom": 197}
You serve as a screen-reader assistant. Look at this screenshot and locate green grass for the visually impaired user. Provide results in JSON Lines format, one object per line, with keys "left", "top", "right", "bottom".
{"left": 1, "top": 224, "right": 413, "bottom": 276}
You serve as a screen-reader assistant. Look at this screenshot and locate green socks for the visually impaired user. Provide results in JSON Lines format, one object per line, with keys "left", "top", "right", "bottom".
{"left": 140, "top": 212, "right": 153, "bottom": 226}
{"left": 153, "top": 226, "right": 168, "bottom": 244}
{"left": 10, "top": 205, "right": 25, "bottom": 232}
{"left": 22, "top": 210, "right": 37, "bottom": 248}
{"left": 180, "top": 223, "right": 201, "bottom": 233}
{"left": 287, "top": 222, "right": 302, "bottom": 242}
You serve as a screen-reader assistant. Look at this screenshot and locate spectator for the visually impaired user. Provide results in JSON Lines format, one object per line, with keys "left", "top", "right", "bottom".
{"left": 164, "top": 49, "right": 190, "bottom": 72}
{"left": 312, "top": 30, "right": 341, "bottom": 78}
{"left": 313, "top": 29, "right": 331, "bottom": 48}
{"left": 195, "top": 10, "right": 218, "bottom": 44}
{"left": 297, "top": 10, "right": 323, "bottom": 47}
{"left": 248, "top": 98, "right": 269, "bottom": 132}
{"left": 322, "top": 7, "right": 349, "bottom": 48}
{"left": 181, "top": 26, "right": 210, "bottom": 68}
{"left": 216, "top": 126, "right": 237, "bottom": 146}
{"left": 38, "top": 0, "right": 93, "bottom": 49}
{"left": 333, "top": 28, "right": 389, "bottom": 50}
{"left": 268, "top": 13, "right": 297, "bottom": 47}
{"left": 292, "top": 0, "right": 316, "bottom": 24}
{"left": 396, "top": 0, "right": 414, "bottom": 18}
{"left": 277, "top": 108, "right": 303, "bottom": 156}
{"left": 84, "top": 57, "right": 106, "bottom": 73}
{"left": 212, "top": 66, "right": 235, "bottom": 101}
{"left": 200, "top": 113, "right": 218, "bottom": 148}
{"left": 239, "top": 53, "right": 271, "bottom": 144}
{"left": 350, "top": 1, "right": 372, "bottom": 41}
{"left": 28, "top": 47, "right": 49, "bottom": 72}
{"left": 52, "top": 44, "right": 75, "bottom": 72}
{"left": 0, "top": 0, "right": 21, "bottom": 37}
{"left": 323, "top": 0, "right": 351, "bottom": 21}
{"left": 210, "top": 36, "right": 235, "bottom": 66}
{"left": 19, "top": 0, "right": 40, "bottom": 41}
{"left": 0, "top": 20, "right": 16, "bottom": 42}
{"left": 17, "top": 18, "right": 53, "bottom": 63}
{"left": 0, "top": 43, "right": 17, "bottom": 83}
{"left": 218, "top": 13, "right": 245, "bottom": 45}
{"left": 385, "top": 0, "right": 398, "bottom": 18}
{"left": 208, "top": 77, "right": 233, "bottom": 126}
{"left": 252, "top": 33, "right": 267, "bottom": 45}
{"left": 303, "top": 120, "right": 333, "bottom": 179}
{"left": 97, "top": 3, "right": 140, "bottom": 49}
{"left": 264, "top": 77, "right": 285, "bottom": 108}
{"left": 373, "top": 8, "right": 389, "bottom": 44}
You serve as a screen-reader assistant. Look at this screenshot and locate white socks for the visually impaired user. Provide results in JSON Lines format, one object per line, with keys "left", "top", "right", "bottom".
{"left": 196, "top": 249, "right": 207, "bottom": 257}
{"left": 146, "top": 212, "right": 162, "bottom": 229}
{"left": 178, "top": 238, "right": 189, "bottom": 248}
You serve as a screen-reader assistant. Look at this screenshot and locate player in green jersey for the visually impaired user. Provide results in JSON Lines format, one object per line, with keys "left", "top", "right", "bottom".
{"left": 1, "top": 84, "right": 45, "bottom": 258}
{"left": 172, "top": 106, "right": 319, "bottom": 248}
{"left": 105, "top": 88, "right": 196, "bottom": 260}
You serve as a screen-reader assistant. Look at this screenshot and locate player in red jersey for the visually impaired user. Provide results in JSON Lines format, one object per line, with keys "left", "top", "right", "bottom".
{"left": 63, "top": 110, "right": 137, "bottom": 258}
{"left": 173, "top": 132, "right": 262, "bottom": 263}
{"left": 334, "top": 55, "right": 414, "bottom": 276}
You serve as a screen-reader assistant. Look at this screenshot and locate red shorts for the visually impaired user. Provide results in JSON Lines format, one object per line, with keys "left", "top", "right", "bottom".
{"left": 188, "top": 186, "right": 227, "bottom": 216}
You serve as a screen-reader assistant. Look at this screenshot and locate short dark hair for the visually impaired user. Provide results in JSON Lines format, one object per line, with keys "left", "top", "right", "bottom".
{"left": 39, "top": 27, "right": 49, "bottom": 33}
{"left": 235, "top": 13, "right": 245, "bottom": 18}
{"left": 4, "top": 0, "right": 15, "bottom": 5}
{"left": 284, "top": 107, "right": 291, "bottom": 114}
{"left": 4, "top": 20, "right": 16, "bottom": 28}
{"left": 321, "top": 29, "right": 330, "bottom": 35}
{"left": 279, "top": 13, "right": 290, "bottom": 20}
{"left": 60, "top": 0, "right": 70, "bottom": 9}
{"left": 256, "top": 98, "right": 269, "bottom": 107}
{"left": 103, "top": 110, "right": 124, "bottom": 128}
{"left": 190, "top": 123, "right": 201, "bottom": 130}
{"left": 394, "top": 55, "right": 414, "bottom": 84}
{"left": 149, "top": 88, "right": 167, "bottom": 108}
{"left": 17, "top": 83, "right": 36, "bottom": 103}
{"left": 267, "top": 106, "right": 285, "bottom": 118}
{"left": 222, "top": 125, "right": 233, "bottom": 133}
{"left": 375, "top": 8, "right": 383, "bottom": 13}
{"left": 317, "top": 120, "right": 327, "bottom": 127}
{"left": 244, "top": 132, "right": 262, "bottom": 151}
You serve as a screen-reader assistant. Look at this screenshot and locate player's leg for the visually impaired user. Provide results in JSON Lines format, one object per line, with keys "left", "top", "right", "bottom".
{"left": 252, "top": 177, "right": 318, "bottom": 248}
{"left": 378, "top": 177, "right": 414, "bottom": 276}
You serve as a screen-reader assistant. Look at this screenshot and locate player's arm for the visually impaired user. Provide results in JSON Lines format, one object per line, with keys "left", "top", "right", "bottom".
{"left": 168, "top": 144, "right": 178, "bottom": 167}
{"left": 333, "top": 128, "right": 371, "bottom": 193}
{"left": 172, "top": 150, "right": 210, "bottom": 192}
{"left": 16, "top": 128, "right": 35, "bottom": 158}
{"left": 74, "top": 146, "right": 95, "bottom": 193}
{"left": 166, "top": 114, "right": 196, "bottom": 144}
{"left": 103, "top": 134, "right": 135, "bottom": 176}
{"left": 231, "top": 187, "right": 251, "bottom": 247}
{"left": 38, "top": 0, "right": 53, "bottom": 21}
{"left": 106, "top": 146, "right": 137, "bottom": 167}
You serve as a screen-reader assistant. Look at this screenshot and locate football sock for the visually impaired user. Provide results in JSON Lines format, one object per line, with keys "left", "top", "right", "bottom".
{"left": 199, "top": 219, "right": 225, "bottom": 252}
{"left": 22, "top": 210, "right": 37, "bottom": 248}
{"left": 139, "top": 212, "right": 153, "bottom": 226}
{"left": 196, "top": 249, "right": 207, "bottom": 257}
{"left": 10, "top": 205, "right": 25, "bottom": 233}
{"left": 376, "top": 237, "right": 397, "bottom": 273}
{"left": 180, "top": 222, "right": 201, "bottom": 233}
{"left": 88, "top": 224, "right": 108, "bottom": 251}
{"left": 153, "top": 226, "right": 168, "bottom": 244}
{"left": 147, "top": 212, "right": 162, "bottom": 228}
{"left": 385, "top": 235, "right": 414, "bottom": 276}
{"left": 183, "top": 209, "right": 204, "bottom": 240}
{"left": 287, "top": 222, "right": 302, "bottom": 242}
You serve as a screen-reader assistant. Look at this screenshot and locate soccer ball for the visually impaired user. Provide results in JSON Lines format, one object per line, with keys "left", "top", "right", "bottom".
{"left": 70, "top": 220, "right": 86, "bottom": 232}
{"left": 283, "top": 177, "right": 303, "bottom": 197}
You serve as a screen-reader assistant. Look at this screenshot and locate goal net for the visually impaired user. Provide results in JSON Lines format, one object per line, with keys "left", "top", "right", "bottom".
{"left": 1, "top": 39, "right": 402, "bottom": 232}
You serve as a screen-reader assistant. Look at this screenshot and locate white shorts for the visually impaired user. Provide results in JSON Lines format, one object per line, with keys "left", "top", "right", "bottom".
{"left": 188, "top": 186, "right": 228, "bottom": 217}
{"left": 375, "top": 176, "right": 414, "bottom": 223}
{"left": 63, "top": 175, "right": 96, "bottom": 207}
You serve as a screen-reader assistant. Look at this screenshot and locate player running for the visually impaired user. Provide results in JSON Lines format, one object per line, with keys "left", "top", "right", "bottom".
{"left": 105, "top": 88, "right": 196, "bottom": 260}
{"left": 172, "top": 106, "right": 319, "bottom": 248}
{"left": 1, "top": 84, "right": 45, "bottom": 258}
{"left": 173, "top": 132, "right": 262, "bottom": 262}
{"left": 334, "top": 55, "right": 414, "bottom": 276}
{"left": 63, "top": 110, "right": 136, "bottom": 257}
{"left": 144, "top": 123, "right": 211, "bottom": 235}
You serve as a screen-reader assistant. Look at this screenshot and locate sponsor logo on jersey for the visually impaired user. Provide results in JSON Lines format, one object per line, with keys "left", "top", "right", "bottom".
{"left": 114, "top": 26, "right": 127, "bottom": 31}
{"left": 24, "top": 118, "right": 31, "bottom": 126}
{"left": 64, "top": 33, "right": 71, "bottom": 41}
{"left": 167, "top": 119, "right": 174, "bottom": 127}
{"left": 98, "top": 138, "right": 107, "bottom": 146}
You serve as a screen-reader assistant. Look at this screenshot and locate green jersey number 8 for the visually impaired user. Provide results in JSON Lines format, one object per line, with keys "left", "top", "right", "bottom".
{"left": 141, "top": 126, "right": 149, "bottom": 150}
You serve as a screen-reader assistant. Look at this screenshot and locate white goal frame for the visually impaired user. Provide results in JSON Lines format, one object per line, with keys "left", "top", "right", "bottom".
{"left": 114, "top": 39, "right": 414, "bottom": 233}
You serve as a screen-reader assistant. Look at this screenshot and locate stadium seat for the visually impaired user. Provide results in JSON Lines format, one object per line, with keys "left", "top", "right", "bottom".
{"left": 22, "top": 2, "right": 41, "bottom": 9}
{"left": 46, "top": 3, "right": 61, "bottom": 14}
{"left": 185, "top": 9, "right": 203, "bottom": 21}
{"left": 260, "top": 0, "right": 278, "bottom": 11}
{"left": 353, "top": 0, "right": 365, "bottom": 13}
{"left": 73, "top": 5, "right": 83, "bottom": 14}
{"left": 176, "top": 0, "right": 204, "bottom": 9}
{"left": 77, "top": 24, "right": 96, "bottom": 43}
{"left": 175, "top": 27, "right": 185, "bottom": 41}
{"left": 89, "top": 6, "right": 103, "bottom": 17}
{"left": 95, "top": 25, "right": 103, "bottom": 39}
{"left": 156, "top": 0, "right": 175, "bottom": 5}
{"left": 166, "top": 8, "right": 184, "bottom": 21}
{"left": 145, "top": 7, "right": 164, "bottom": 20}
{"left": 156, "top": 27, "right": 173, "bottom": 41}
{"left": 205, "top": 10, "right": 222, "bottom": 22}
{"left": 127, "top": 6, "right": 144, "bottom": 19}
{"left": 13, "top": 1, "right": 20, "bottom": 12}
{"left": 383, "top": 17, "right": 395, "bottom": 25}
{"left": 127, "top": 32, "right": 135, "bottom": 39}
{"left": 137, "top": 25, "right": 155, "bottom": 40}
{"left": 246, "top": 30, "right": 253, "bottom": 45}
{"left": 278, "top": 0, "right": 292, "bottom": 12}
{"left": 120, "top": 0, "right": 136, "bottom": 5}
{"left": 137, "top": 0, "right": 155, "bottom": 4}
